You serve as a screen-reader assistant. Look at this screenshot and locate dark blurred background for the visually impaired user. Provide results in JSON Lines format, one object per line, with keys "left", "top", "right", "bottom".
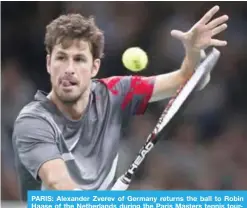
{"left": 1, "top": 1, "right": 247, "bottom": 204}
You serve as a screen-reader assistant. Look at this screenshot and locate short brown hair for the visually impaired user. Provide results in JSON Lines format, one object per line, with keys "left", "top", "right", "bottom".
{"left": 44, "top": 14, "right": 104, "bottom": 59}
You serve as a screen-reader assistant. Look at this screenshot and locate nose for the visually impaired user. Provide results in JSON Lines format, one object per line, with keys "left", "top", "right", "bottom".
{"left": 65, "top": 61, "right": 75, "bottom": 75}
{"left": 65, "top": 71, "right": 75, "bottom": 75}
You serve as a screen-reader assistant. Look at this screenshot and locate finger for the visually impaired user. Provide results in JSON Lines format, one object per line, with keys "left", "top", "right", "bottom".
{"left": 212, "top": 24, "right": 228, "bottom": 36}
{"left": 199, "top": 5, "right": 220, "bottom": 25}
{"left": 210, "top": 39, "right": 227, "bottom": 46}
{"left": 207, "top": 15, "right": 229, "bottom": 29}
{"left": 170, "top": 30, "right": 185, "bottom": 40}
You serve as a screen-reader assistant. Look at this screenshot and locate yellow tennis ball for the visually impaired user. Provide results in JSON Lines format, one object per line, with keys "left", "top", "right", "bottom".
{"left": 122, "top": 47, "right": 148, "bottom": 72}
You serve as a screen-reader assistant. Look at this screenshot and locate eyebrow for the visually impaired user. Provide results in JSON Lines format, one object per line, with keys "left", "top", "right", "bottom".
{"left": 56, "top": 51, "right": 67, "bottom": 55}
{"left": 55, "top": 51, "right": 87, "bottom": 57}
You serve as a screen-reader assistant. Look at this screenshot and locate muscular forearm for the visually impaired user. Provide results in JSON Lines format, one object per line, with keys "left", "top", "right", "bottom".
{"left": 45, "top": 175, "right": 79, "bottom": 190}
{"left": 150, "top": 50, "right": 206, "bottom": 102}
{"left": 180, "top": 49, "right": 210, "bottom": 91}
{"left": 175, "top": 49, "right": 210, "bottom": 92}
{"left": 180, "top": 49, "right": 202, "bottom": 78}
{"left": 150, "top": 70, "right": 186, "bottom": 102}
{"left": 39, "top": 159, "right": 82, "bottom": 190}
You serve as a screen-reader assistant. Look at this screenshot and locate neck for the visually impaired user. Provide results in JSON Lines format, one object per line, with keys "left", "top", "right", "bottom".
{"left": 48, "top": 85, "right": 91, "bottom": 121}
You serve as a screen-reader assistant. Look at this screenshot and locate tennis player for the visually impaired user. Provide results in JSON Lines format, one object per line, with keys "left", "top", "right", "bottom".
{"left": 12, "top": 5, "right": 228, "bottom": 200}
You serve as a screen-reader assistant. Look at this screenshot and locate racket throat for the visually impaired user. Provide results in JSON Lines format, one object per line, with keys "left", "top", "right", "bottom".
{"left": 120, "top": 173, "right": 132, "bottom": 184}
{"left": 123, "top": 141, "right": 155, "bottom": 182}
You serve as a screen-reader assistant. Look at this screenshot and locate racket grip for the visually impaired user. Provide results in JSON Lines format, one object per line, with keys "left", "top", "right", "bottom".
{"left": 111, "top": 177, "right": 130, "bottom": 190}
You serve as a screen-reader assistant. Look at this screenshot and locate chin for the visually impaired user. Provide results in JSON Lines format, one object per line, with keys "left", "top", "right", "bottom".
{"left": 60, "top": 95, "right": 81, "bottom": 104}
{"left": 52, "top": 84, "right": 88, "bottom": 103}
{"left": 56, "top": 90, "right": 82, "bottom": 104}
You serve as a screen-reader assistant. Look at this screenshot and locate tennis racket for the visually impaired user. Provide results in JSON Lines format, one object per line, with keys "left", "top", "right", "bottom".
{"left": 111, "top": 48, "right": 221, "bottom": 190}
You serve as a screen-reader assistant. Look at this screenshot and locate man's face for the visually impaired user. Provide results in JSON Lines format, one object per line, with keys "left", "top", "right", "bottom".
{"left": 47, "top": 39, "right": 100, "bottom": 103}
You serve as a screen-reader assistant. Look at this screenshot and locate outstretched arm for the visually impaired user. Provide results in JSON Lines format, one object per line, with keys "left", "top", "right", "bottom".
{"left": 150, "top": 5, "right": 228, "bottom": 102}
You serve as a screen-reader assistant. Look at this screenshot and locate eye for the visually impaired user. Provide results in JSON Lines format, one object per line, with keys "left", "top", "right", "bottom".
{"left": 74, "top": 57, "right": 86, "bottom": 62}
{"left": 56, "top": 56, "right": 65, "bottom": 61}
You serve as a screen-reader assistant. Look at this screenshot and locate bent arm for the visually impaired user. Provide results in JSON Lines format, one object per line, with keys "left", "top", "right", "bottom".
{"left": 39, "top": 159, "right": 80, "bottom": 190}
{"left": 13, "top": 115, "right": 82, "bottom": 190}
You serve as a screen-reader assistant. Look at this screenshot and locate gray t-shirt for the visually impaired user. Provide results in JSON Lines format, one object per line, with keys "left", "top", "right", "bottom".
{"left": 12, "top": 75, "right": 155, "bottom": 199}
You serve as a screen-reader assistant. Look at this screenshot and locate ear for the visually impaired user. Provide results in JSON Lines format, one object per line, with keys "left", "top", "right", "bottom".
{"left": 46, "top": 55, "right": 51, "bottom": 74}
{"left": 91, "top": 58, "right": 101, "bottom": 78}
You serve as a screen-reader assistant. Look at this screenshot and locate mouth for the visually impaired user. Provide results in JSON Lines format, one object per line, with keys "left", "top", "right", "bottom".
{"left": 60, "top": 79, "right": 78, "bottom": 88}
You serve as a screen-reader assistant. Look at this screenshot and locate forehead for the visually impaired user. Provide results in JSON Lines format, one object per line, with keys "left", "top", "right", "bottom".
{"left": 53, "top": 39, "right": 92, "bottom": 55}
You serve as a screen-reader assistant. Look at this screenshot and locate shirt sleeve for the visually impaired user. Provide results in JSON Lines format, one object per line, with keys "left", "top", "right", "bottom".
{"left": 100, "top": 75, "right": 155, "bottom": 115}
{"left": 12, "top": 115, "right": 62, "bottom": 181}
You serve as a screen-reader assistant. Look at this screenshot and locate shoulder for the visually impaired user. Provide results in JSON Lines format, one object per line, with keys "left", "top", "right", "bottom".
{"left": 93, "top": 75, "right": 155, "bottom": 95}
{"left": 16, "top": 90, "right": 57, "bottom": 123}
{"left": 16, "top": 100, "right": 49, "bottom": 122}
{"left": 13, "top": 99, "right": 56, "bottom": 138}
{"left": 92, "top": 76, "right": 137, "bottom": 96}
{"left": 95, "top": 75, "right": 155, "bottom": 87}
{"left": 92, "top": 76, "right": 124, "bottom": 96}
{"left": 92, "top": 76, "right": 124, "bottom": 89}
{"left": 13, "top": 104, "right": 56, "bottom": 145}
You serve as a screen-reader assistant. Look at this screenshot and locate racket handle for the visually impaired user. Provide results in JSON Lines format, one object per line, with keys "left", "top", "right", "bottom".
{"left": 111, "top": 176, "right": 130, "bottom": 190}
